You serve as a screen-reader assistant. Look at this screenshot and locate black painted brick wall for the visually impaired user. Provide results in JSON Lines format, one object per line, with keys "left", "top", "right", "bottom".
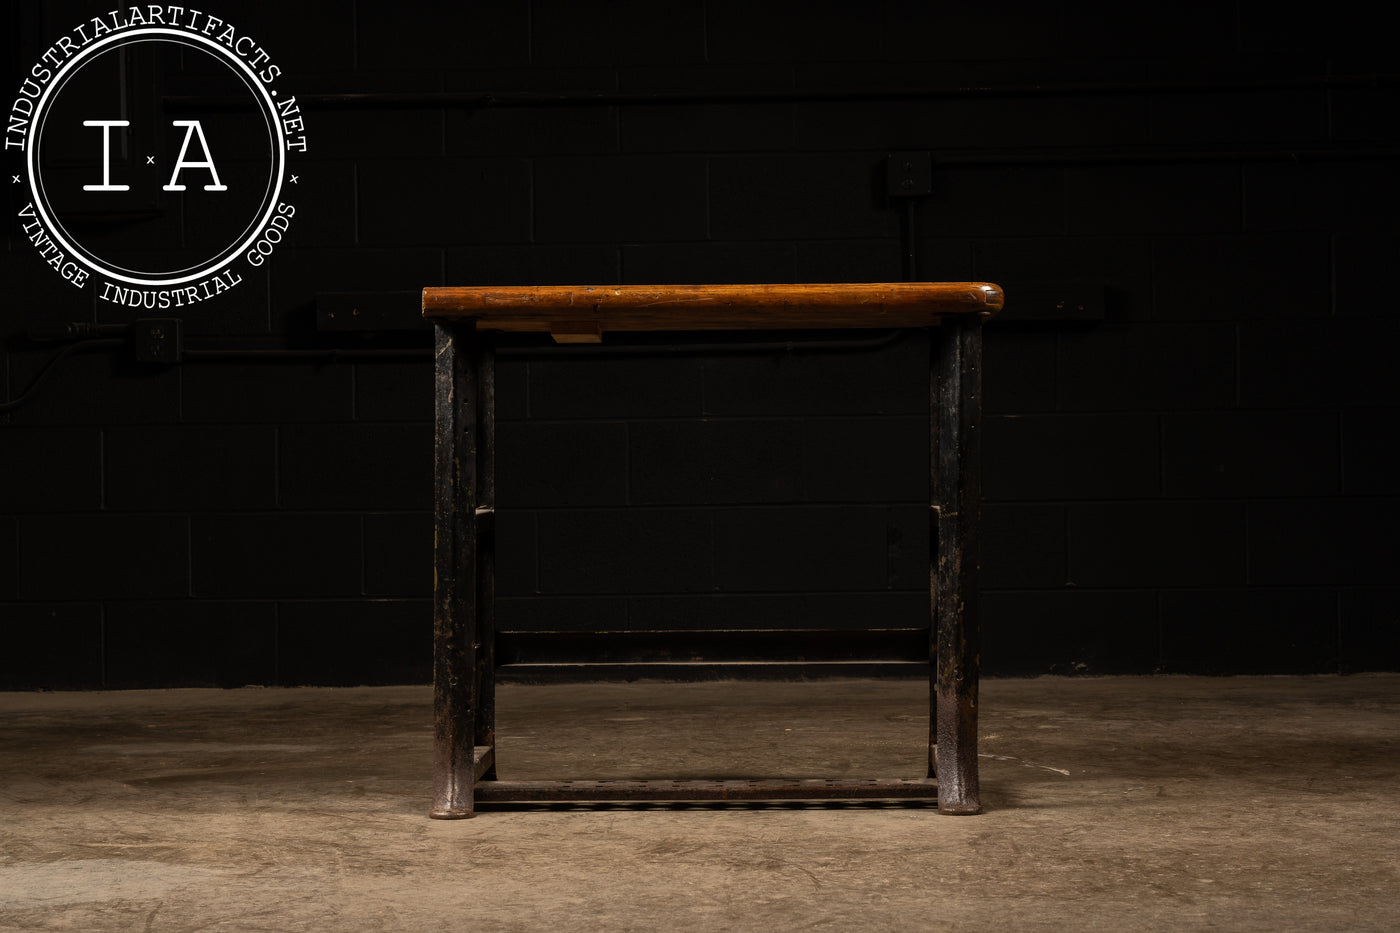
{"left": 3, "top": 0, "right": 1397, "bottom": 688}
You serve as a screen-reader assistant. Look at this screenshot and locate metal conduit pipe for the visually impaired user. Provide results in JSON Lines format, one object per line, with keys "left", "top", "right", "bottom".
{"left": 166, "top": 73, "right": 1400, "bottom": 112}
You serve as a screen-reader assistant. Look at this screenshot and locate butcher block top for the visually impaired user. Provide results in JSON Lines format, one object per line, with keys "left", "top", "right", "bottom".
{"left": 423, "top": 282, "right": 1003, "bottom": 342}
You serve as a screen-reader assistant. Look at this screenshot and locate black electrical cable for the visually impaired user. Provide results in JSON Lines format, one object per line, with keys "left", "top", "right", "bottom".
{"left": 177, "top": 331, "right": 909, "bottom": 360}
{"left": 904, "top": 199, "right": 918, "bottom": 281}
{"left": 179, "top": 348, "right": 430, "bottom": 362}
{"left": 26, "top": 322, "right": 128, "bottom": 341}
{"left": 0, "top": 338, "right": 127, "bottom": 414}
{"left": 0, "top": 323, "right": 908, "bottom": 416}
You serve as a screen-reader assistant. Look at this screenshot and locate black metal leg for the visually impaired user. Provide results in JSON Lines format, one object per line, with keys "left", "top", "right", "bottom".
{"left": 434, "top": 314, "right": 983, "bottom": 817}
{"left": 431, "top": 323, "right": 480, "bottom": 819}
{"left": 475, "top": 342, "right": 497, "bottom": 780}
{"left": 931, "top": 317, "right": 983, "bottom": 815}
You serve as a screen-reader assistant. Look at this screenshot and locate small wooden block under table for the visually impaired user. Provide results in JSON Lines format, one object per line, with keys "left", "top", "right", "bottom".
{"left": 421, "top": 282, "right": 1004, "bottom": 817}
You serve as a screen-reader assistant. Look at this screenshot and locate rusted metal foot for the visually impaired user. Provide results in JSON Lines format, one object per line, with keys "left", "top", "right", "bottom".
{"left": 932, "top": 741, "right": 981, "bottom": 815}
{"left": 936, "top": 797, "right": 982, "bottom": 816}
{"left": 429, "top": 769, "right": 475, "bottom": 819}
{"left": 430, "top": 746, "right": 495, "bottom": 818}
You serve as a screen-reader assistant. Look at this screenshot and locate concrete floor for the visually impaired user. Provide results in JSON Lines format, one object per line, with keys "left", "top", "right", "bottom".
{"left": 1, "top": 676, "right": 1397, "bottom": 932}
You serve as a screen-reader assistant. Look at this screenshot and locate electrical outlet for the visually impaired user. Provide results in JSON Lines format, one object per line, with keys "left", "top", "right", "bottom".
{"left": 887, "top": 151, "right": 932, "bottom": 197}
{"left": 132, "top": 318, "right": 183, "bottom": 363}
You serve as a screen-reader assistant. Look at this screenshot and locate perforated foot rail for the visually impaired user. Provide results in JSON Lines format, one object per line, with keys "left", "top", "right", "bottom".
{"left": 423, "top": 283, "right": 1002, "bottom": 818}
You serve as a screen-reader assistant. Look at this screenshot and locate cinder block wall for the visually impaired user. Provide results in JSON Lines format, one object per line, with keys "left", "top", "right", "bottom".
{"left": 3, "top": 1, "right": 1396, "bottom": 688}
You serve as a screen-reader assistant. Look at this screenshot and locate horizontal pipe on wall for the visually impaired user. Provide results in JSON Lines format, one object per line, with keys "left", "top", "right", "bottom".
{"left": 164, "top": 73, "right": 1400, "bottom": 112}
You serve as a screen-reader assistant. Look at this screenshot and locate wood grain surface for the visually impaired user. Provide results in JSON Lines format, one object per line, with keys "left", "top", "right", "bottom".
{"left": 423, "top": 282, "right": 1003, "bottom": 337}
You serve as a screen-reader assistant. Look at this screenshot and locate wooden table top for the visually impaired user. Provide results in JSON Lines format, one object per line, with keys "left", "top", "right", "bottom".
{"left": 422, "top": 282, "right": 1003, "bottom": 342}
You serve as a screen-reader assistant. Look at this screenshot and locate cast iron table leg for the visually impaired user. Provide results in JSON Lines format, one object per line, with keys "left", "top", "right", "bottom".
{"left": 930, "top": 316, "right": 983, "bottom": 815}
{"left": 475, "top": 341, "right": 497, "bottom": 778}
{"left": 431, "top": 322, "right": 482, "bottom": 818}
